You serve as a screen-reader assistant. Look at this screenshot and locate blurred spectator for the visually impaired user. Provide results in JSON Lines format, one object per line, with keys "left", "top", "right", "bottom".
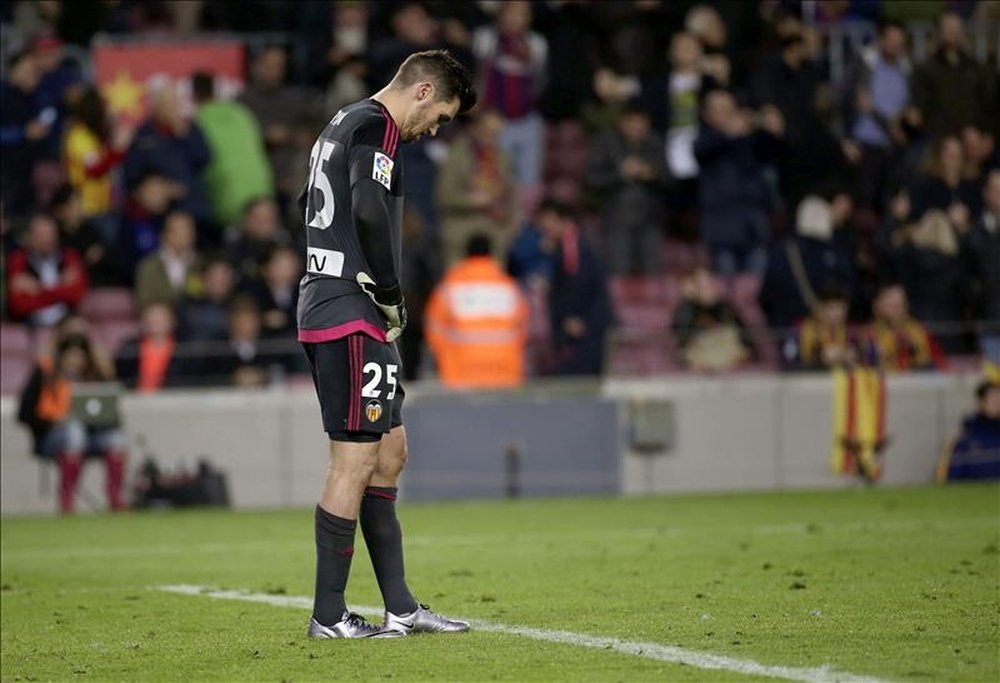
{"left": 6, "top": 212, "right": 87, "bottom": 327}
{"left": 583, "top": 66, "right": 639, "bottom": 133}
{"left": 47, "top": 312, "right": 115, "bottom": 380}
{"left": 425, "top": 233, "right": 529, "bottom": 388}
{"left": 536, "top": 200, "right": 613, "bottom": 376}
{"left": 863, "top": 282, "right": 938, "bottom": 372}
{"left": 1, "top": 50, "right": 48, "bottom": 218}
{"left": 124, "top": 82, "right": 212, "bottom": 226}
{"left": 936, "top": 381, "right": 1000, "bottom": 482}
{"left": 966, "top": 170, "right": 1000, "bottom": 361}
{"left": 134, "top": 210, "right": 202, "bottom": 310}
{"left": 961, "top": 125, "right": 998, "bottom": 182}
{"left": 17, "top": 333, "right": 125, "bottom": 513}
{"left": 781, "top": 83, "right": 855, "bottom": 208}
{"left": 367, "top": 2, "right": 475, "bottom": 96}
{"left": 10, "top": 1, "right": 62, "bottom": 40}
{"left": 191, "top": 71, "right": 273, "bottom": 230}
{"left": 842, "top": 19, "right": 912, "bottom": 211}
{"left": 793, "top": 286, "right": 857, "bottom": 370}
{"left": 62, "top": 87, "right": 132, "bottom": 243}
{"left": 49, "top": 185, "right": 122, "bottom": 286}
{"left": 322, "top": 53, "right": 369, "bottom": 115}
{"left": 241, "top": 244, "right": 300, "bottom": 336}
{"left": 911, "top": 12, "right": 997, "bottom": 138}
{"left": 643, "top": 32, "right": 714, "bottom": 159}
{"left": 908, "top": 135, "right": 982, "bottom": 224}
{"left": 472, "top": 0, "right": 547, "bottom": 201}
{"left": 317, "top": 1, "right": 370, "bottom": 112}
{"left": 761, "top": 196, "right": 857, "bottom": 328}
{"left": 534, "top": 0, "right": 600, "bottom": 121}
{"left": 122, "top": 172, "right": 185, "bottom": 266}
{"left": 399, "top": 207, "right": 440, "bottom": 380}
{"left": 31, "top": 31, "right": 84, "bottom": 159}
{"left": 238, "top": 46, "right": 319, "bottom": 214}
{"left": 887, "top": 210, "right": 968, "bottom": 353}
{"left": 226, "top": 196, "right": 289, "bottom": 281}
{"left": 506, "top": 217, "right": 556, "bottom": 286}
{"left": 645, "top": 32, "right": 718, "bottom": 240}
{"left": 748, "top": 26, "right": 819, "bottom": 149}
{"left": 175, "top": 256, "right": 236, "bottom": 343}
{"left": 585, "top": 101, "right": 667, "bottom": 275}
{"left": 437, "top": 108, "right": 518, "bottom": 267}
{"left": 694, "top": 89, "right": 781, "bottom": 280}
{"left": 672, "top": 266, "right": 752, "bottom": 372}
{"left": 115, "top": 302, "right": 183, "bottom": 392}
{"left": 192, "top": 297, "right": 293, "bottom": 387}
{"left": 684, "top": 5, "right": 732, "bottom": 86}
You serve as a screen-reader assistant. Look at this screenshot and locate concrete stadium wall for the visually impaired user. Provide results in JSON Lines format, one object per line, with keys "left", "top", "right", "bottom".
{"left": 605, "top": 373, "right": 981, "bottom": 495}
{"left": 0, "top": 372, "right": 982, "bottom": 516}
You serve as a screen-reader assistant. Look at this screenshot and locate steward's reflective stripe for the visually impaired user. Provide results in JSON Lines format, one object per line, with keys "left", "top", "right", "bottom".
{"left": 446, "top": 282, "right": 518, "bottom": 319}
{"left": 426, "top": 322, "right": 522, "bottom": 345}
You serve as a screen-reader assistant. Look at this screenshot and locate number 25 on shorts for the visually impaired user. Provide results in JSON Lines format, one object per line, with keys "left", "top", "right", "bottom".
{"left": 361, "top": 362, "right": 398, "bottom": 399}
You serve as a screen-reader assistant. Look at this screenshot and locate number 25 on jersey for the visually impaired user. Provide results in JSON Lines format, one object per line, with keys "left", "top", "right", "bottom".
{"left": 306, "top": 140, "right": 335, "bottom": 229}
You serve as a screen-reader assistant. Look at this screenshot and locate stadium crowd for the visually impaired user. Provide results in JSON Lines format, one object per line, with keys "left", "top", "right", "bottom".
{"left": 2, "top": 0, "right": 999, "bottom": 392}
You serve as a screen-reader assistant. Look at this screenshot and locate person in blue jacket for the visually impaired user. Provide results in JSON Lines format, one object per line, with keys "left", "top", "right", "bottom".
{"left": 938, "top": 381, "right": 1000, "bottom": 482}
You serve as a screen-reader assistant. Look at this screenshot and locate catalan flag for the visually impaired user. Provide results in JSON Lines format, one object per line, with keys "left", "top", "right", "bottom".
{"left": 831, "top": 367, "right": 887, "bottom": 481}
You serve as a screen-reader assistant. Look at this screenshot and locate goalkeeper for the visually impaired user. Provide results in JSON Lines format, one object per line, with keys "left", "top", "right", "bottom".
{"left": 296, "top": 50, "right": 476, "bottom": 638}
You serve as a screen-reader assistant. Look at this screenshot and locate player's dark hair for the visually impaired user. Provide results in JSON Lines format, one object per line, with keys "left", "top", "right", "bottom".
{"left": 393, "top": 49, "right": 477, "bottom": 114}
{"left": 191, "top": 71, "right": 215, "bottom": 102}
{"left": 466, "top": 233, "right": 492, "bottom": 257}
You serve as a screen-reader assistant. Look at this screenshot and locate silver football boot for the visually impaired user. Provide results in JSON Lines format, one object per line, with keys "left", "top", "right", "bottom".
{"left": 308, "top": 612, "right": 403, "bottom": 639}
{"left": 383, "top": 604, "right": 471, "bottom": 634}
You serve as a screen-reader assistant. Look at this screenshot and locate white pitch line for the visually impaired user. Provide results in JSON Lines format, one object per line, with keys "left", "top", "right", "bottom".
{"left": 156, "top": 584, "right": 891, "bottom": 683}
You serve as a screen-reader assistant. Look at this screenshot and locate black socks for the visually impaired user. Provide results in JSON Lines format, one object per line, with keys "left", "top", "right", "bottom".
{"left": 312, "top": 505, "right": 357, "bottom": 625}
{"left": 360, "top": 486, "right": 418, "bottom": 615}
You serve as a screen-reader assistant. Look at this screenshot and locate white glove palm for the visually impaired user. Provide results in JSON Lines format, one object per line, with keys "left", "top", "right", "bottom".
{"left": 356, "top": 272, "right": 407, "bottom": 342}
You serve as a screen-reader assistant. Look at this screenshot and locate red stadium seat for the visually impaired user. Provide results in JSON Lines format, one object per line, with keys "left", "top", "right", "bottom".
{"left": 1, "top": 354, "right": 33, "bottom": 395}
{"left": 0, "top": 324, "right": 31, "bottom": 355}
{"left": 79, "top": 288, "right": 136, "bottom": 322}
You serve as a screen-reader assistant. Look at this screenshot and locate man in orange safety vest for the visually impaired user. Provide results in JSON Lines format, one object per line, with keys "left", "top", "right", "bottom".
{"left": 425, "top": 233, "right": 529, "bottom": 388}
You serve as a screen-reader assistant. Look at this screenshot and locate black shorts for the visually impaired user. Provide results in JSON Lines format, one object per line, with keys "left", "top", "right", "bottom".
{"left": 302, "top": 334, "right": 405, "bottom": 441}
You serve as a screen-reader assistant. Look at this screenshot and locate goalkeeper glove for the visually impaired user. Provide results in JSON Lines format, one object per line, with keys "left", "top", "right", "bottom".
{"left": 356, "top": 272, "right": 407, "bottom": 342}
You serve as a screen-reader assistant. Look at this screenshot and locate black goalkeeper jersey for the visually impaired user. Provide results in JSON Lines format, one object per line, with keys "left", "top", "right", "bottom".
{"left": 297, "top": 98, "right": 404, "bottom": 344}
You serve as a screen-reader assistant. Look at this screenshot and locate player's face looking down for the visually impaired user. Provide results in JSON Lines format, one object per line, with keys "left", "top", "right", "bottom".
{"left": 400, "top": 81, "right": 459, "bottom": 142}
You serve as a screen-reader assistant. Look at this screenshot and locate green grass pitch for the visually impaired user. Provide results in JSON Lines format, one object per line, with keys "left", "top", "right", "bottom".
{"left": 2, "top": 484, "right": 998, "bottom": 682}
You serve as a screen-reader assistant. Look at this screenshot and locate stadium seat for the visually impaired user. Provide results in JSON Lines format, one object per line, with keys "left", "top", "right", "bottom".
{"left": 79, "top": 288, "right": 136, "bottom": 322}
{"left": 0, "top": 324, "right": 31, "bottom": 355}
{"left": 1, "top": 354, "right": 33, "bottom": 395}
{"left": 606, "top": 275, "right": 683, "bottom": 375}
{"left": 662, "top": 239, "right": 709, "bottom": 276}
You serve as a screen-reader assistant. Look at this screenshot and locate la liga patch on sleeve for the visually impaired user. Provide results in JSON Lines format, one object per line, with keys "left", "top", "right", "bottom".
{"left": 372, "top": 152, "right": 394, "bottom": 190}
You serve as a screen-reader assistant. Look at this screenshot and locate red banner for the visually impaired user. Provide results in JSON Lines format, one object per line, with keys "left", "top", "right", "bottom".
{"left": 93, "top": 41, "right": 245, "bottom": 123}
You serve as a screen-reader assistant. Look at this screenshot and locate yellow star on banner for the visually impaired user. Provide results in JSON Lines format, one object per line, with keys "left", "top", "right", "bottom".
{"left": 102, "top": 69, "right": 145, "bottom": 118}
